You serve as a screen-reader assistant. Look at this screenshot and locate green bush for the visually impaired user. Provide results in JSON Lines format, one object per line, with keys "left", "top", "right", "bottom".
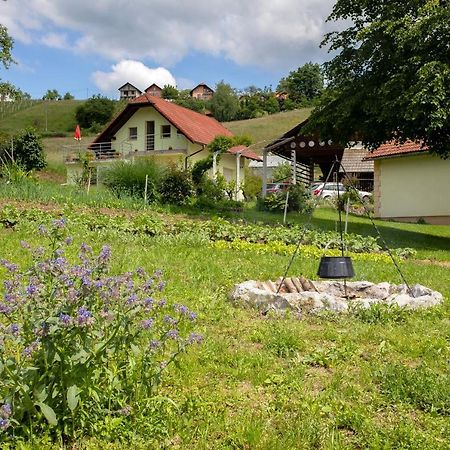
{"left": 1, "top": 128, "right": 47, "bottom": 172}
{"left": 75, "top": 95, "right": 115, "bottom": 129}
{"left": 197, "top": 176, "right": 225, "bottom": 201}
{"left": 159, "top": 167, "right": 193, "bottom": 205}
{"left": 103, "top": 159, "right": 163, "bottom": 201}
{"left": 260, "top": 184, "right": 313, "bottom": 213}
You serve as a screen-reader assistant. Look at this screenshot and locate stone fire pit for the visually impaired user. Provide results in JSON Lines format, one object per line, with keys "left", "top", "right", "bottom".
{"left": 229, "top": 276, "right": 443, "bottom": 316}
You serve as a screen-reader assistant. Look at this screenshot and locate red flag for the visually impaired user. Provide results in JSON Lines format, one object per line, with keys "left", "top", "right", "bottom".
{"left": 74, "top": 124, "right": 81, "bottom": 141}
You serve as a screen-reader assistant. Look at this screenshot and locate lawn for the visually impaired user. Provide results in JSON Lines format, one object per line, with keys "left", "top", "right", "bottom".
{"left": 0, "top": 196, "right": 449, "bottom": 448}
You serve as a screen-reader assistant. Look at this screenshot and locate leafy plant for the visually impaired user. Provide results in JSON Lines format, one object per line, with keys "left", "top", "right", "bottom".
{"left": 5, "top": 128, "right": 46, "bottom": 172}
{"left": 350, "top": 303, "right": 409, "bottom": 324}
{"left": 159, "top": 166, "right": 193, "bottom": 205}
{"left": 0, "top": 220, "right": 202, "bottom": 442}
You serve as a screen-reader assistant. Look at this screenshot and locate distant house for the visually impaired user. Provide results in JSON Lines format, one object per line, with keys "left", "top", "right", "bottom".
{"left": 118, "top": 83, "right": 142, "bottom": 101}
{"left": 364, "top": 141, "right": 450, "bottom": 225}
{"left": 339, "top": 145, "right": 374, "bottom": 191}
{"left": 145, "top": 84, "right": 163, "bottom": 98}
{"left": 65, "top": 93, "right": 260, "bottom": 199}
{"left": 190, "top": 83, "right": 214, "bottom": 100}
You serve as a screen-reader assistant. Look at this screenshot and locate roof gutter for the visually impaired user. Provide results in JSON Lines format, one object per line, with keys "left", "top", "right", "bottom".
{"left": 185, "top": 145, "right": 206, "bottom": 170}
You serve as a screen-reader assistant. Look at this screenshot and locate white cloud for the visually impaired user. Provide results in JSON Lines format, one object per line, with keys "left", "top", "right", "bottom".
{"left": 1, "top": 0, "right": 336, "bottom": 71}
{"left": 40, "top": 32, "right": 69, "bottom": 49}
{"left": 92, "top": 60, "right": 176, "bottom": 96}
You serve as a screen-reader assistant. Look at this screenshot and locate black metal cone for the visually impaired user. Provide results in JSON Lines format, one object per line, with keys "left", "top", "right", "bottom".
{"left": 317, "top": 256, "right": 355, "bottom": 279}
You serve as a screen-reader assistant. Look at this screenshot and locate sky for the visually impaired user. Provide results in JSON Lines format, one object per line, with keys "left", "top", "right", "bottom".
{"left": 1, "top": 0, "right": 338, "bottom": 100}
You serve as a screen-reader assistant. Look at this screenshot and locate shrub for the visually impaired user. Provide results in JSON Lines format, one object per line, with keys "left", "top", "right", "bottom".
{"left": 241, "top": 169, "right": 262, "bottom": 201}
{"left": 0, "top": 220, "right": 202, "bottom": 442}
{"left": 159, "top": 167, "right": 193, "bottom": 205}
{"left": 103, "top": 159, "right": 163, "bottom": 201}
{"left": 2, "top": 128, "right": 46, "bottom": 172}
{"left": 260, "top": 184, "right": 313, "bottom": 213}
{"left": 75, "top": 95, "right": 116, "bottom": 129}
{"left": 197, "top": 176, "right": 225, "bottom": 201}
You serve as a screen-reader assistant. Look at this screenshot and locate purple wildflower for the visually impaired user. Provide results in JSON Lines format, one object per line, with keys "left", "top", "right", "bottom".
{"left": 22, "top": 340, "right": 41, "bottom": 357}
{"left": 77, "top": 307, "right": 94, "bottom": 327}
{"left": 9, "top": 323, "right": 19, "bottom": 337}
{"left": 141, "top": 318, "right": 154, "bottom": 329}
{"left": 26, "top": 283, "right": 38, "bottom": 297}
{"left": 149, "top": 339, "right": 161, "bottom": 350}
{"left": 166, "top": 329, "right": 179, "bottom": 340}
{"left": 126, "top": 293, "right": 138, "bottom": 305}
{"left": 38, "top": 224, "right": 48, "bottom": 235}
{"left": 175, "top": 304, "right": 189, "bottom": 315}
{"left": 53, "top": 257, "right": 66, "bottom": 271}
{"left": 187, "top": 332, "right": 204, "bottom": 345}
{"left": 0, "top": 419, "right": 9, "bottom": 431}
{"left": 136, "top": 267, "right": 146, "bottom": 278}
{"left": 153, "top": 269, "right": 163, "bottom": 278}
{"left": 0, "top": 260, "right": 18, "bottom": 272}
{"left": 143, "top": 278, "right": 154, "bottom": 291}
{"left": 98, "top": 245, "right": 111, "bottom": 262}
{"left": 0, "top": 404, "right": 12, "bottom": 419}
{"left": 188, "top": 311, "right": 197, "bottom": 322}
{"left": 144, "top": 297, "right": 154, "bottom": 310}
{"left": 158, "top": 299, "right": 166, "bottom": 308}
{"left": 65, "top": 236, "right": 73, "bottom": 245}
{"left": 157, "top": 281, "right": 166, "bottom": 292}
{"left": 59, "top": 313, "right": 72, "bottom": 326}
{"left": 164, "top": 315, "right": 177, "bottom": 325}
{"left": 0, "top": 304, "right": 12, "bottom": 314}
{"left": 20, "top": 240, "right": 31, "bottom": 249}
{"left": 80, "top": 243, "right": 92, "bottom": 254}
{"left": 52, "top": 217, "right": 66, "bottom": 228}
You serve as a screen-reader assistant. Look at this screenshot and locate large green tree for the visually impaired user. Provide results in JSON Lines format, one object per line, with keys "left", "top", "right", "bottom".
{"left": 306, "top": 0, "right": 450, "bottom": 158}
{"left": 210, "top": 82, "right": 240, "bottom": 122}
{"left": 277, "top": 62, "right": 324, "bottom": 104}
{"left": 75, "top": 95, "right": 116, "bottom": 128}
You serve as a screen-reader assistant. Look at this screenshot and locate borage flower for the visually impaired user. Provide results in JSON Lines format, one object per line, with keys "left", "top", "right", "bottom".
{"left": 0, "top": 404, "right": 12, "bottom": 419}
{"left": 77, "top": 307, "right": 94, "bottom": 327}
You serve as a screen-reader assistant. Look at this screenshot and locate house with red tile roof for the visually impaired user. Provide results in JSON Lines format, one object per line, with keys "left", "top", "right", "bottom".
{"left": 145, "top": 83, "right": 163, "bottom": 98}
{"left": 65, "top": 93, "right": 260, "bottom": 199}
{"left": 364, "top": 141, "right": 450, "bottom": 225}
{"left": 190, "top": 83, "right": 214, "bottom": 101}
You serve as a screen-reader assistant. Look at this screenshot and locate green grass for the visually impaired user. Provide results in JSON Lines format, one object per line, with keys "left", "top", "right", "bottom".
{"left": 0, "top": 216, "right": 449, "bottom": 448}
{"left": 0, "top": 100, "right": 84, "bottom": 135}
{"left": 224, "top": 108, "right": 312, "bottom": 151}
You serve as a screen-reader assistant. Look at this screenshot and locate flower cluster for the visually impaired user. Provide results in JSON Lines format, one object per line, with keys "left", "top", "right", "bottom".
{"left": 0, "top": 219, "right": 202, "bottom": 438}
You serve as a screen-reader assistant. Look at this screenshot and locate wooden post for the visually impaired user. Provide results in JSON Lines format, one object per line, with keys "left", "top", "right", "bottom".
{"left": 283, "top": 190, "right": 290, "bottom": 224}
{"left": 144, "top": 174, "right": 149, "bottom": 204}
{"left": 212, "top": 151, "right": 218, "bottom": 180}
{"left": 262, "top": 149, "right": 268, "bottom": 197}
{"left": 235, "top": 153, "right": 241, "bottom": 200}
{"left": 87, "top": 170, "right": 91, "bottom": 194}
{"left": 291, "top": 149, "right": 297, "bottom": 185}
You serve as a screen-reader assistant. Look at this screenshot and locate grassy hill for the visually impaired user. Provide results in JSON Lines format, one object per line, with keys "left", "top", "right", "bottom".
{"left": 0, "top": 100, "right": 85, "bottom": 135}
{"left": 224, "top": 108, "right": 312, "bottom": 151}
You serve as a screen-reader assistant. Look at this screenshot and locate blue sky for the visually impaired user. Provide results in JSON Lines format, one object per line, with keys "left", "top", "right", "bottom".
{"left": 1, "top": 0, "right": 336, "bottom": 100}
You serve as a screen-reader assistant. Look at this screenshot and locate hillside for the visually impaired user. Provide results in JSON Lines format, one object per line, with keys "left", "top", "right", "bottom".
{"left": 0, "top": 100, "right": 84, "bottom": 135}
{"left": 224, "top": 108, "right": 312, "bottom": 152}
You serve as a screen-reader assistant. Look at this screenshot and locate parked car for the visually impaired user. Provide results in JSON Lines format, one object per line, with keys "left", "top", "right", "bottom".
{"left": 310, "top": 182, "right": 372, "bottom": 201}
{"left": 266, "top": 183, "right": 290, "bottom": 194}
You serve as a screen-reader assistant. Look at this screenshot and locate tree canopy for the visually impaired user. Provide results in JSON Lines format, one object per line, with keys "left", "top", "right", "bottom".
{"left": 210, "top": 82, "right": 240, "bottom": 122}
{"left": 277, "top": 62, "right": 324, "bottom": 104}
{"left": 75, "top": 95, "right": 116, "bottom": 129}
{"left": 0, "top": 24, "right": 14, "bottom": 69}
{"left": 306, "top": 0, "right": 450, "bottom": 158}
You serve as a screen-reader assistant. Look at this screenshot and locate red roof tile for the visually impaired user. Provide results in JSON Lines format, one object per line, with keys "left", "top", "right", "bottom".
{"left": 365, "top": 141, "right": 428, "bottom": 160}
{"left": 228, "top": 145, "right": 262, "bottom": 161}
{"left": 131, "top": 93, "right": 231, "bottom": 145}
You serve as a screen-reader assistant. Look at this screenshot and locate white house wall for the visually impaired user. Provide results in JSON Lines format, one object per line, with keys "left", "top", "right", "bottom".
{"left": 114, "top": 106, "right": 190, "bottom": 153}
{"left": 376, "top": 154, "right": 450, "bottom": 224}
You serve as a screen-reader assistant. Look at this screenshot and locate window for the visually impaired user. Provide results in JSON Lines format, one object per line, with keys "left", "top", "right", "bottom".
{"left": 129, "top": 127, "right": 137, "bottom": 140}
{"left": 161, "top": 125, "right": 171, "bottom": 138}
